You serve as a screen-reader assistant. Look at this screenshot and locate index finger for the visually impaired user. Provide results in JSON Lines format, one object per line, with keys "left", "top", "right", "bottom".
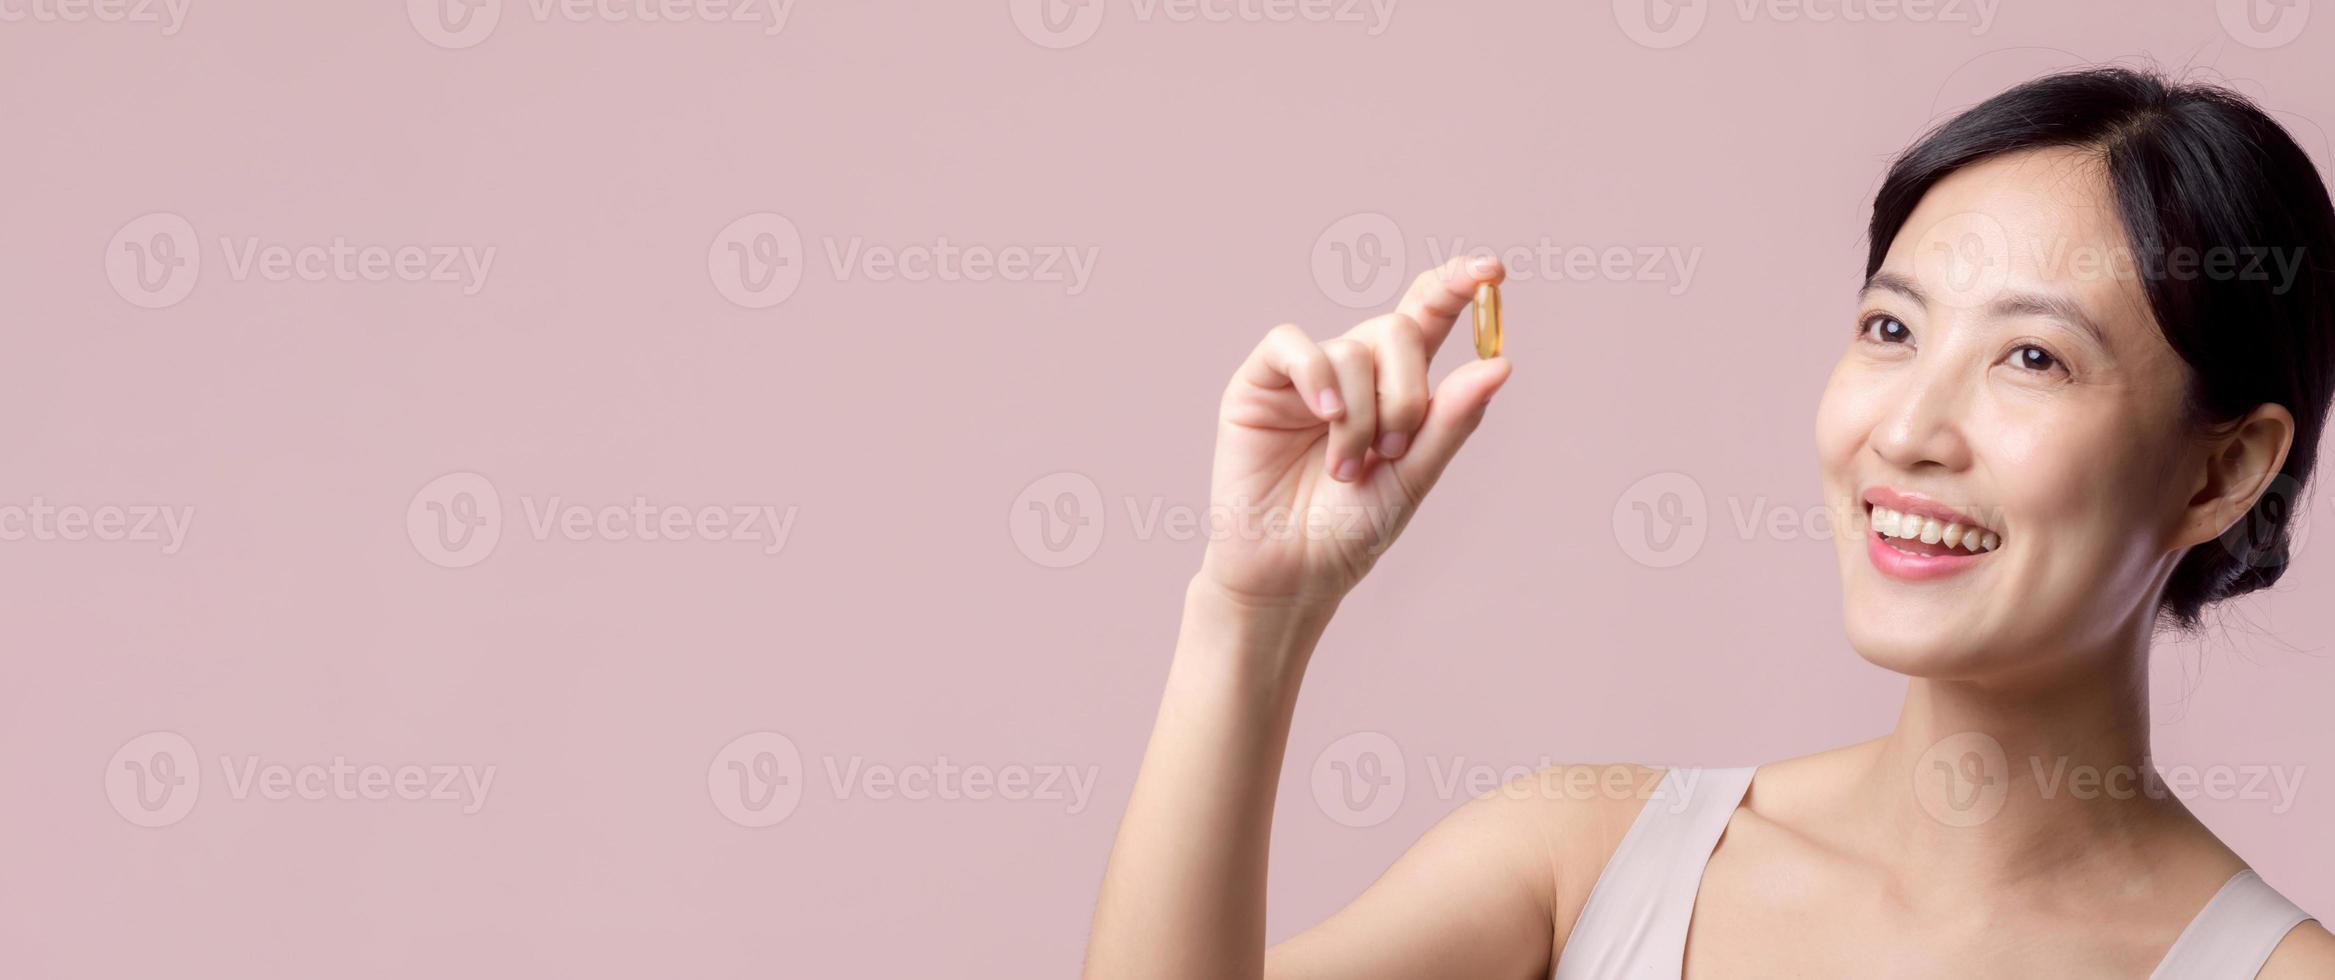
{"left": 1395, "top": 254, "right": 1505, "bottom": 351}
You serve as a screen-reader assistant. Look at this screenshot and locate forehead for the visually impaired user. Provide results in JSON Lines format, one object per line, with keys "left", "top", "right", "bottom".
{"left": 1878, "top": 146, "right": 2155, "bottom": 331}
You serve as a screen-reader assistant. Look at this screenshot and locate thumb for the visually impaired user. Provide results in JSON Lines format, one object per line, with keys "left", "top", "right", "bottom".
{"left": 1396, "top": 356, "right": 1512, "bottom": 494}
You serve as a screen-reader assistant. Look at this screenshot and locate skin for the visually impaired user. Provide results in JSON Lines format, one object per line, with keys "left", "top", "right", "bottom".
{"left": 1083, "top": 147, "right": 2335, "bottom": 978}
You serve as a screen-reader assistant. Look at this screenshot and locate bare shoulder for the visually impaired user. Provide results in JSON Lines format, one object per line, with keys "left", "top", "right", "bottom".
{"left": 1462, "top": 764, "right": 1674, "bottom": 944}
{"left": 2259, "top": 918, "right": 2335, "bottom": 979}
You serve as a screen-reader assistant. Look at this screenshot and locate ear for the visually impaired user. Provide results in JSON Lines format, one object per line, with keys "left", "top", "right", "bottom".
{"left": 2171, "top": 402, "right": 2296, "bottom": 551}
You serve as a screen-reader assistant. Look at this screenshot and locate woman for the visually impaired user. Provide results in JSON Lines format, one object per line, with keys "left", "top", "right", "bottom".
{"left": 1084, "top": 68, "right": 2335, "bottom": 978}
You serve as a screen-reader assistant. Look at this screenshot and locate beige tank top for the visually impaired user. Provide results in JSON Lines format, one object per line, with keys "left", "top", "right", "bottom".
{"left": 1551, "top": 767, "right": 2315, "bottom": 979}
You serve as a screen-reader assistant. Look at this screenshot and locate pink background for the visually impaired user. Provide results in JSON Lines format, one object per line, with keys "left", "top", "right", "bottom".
{"left": 2, "top": 1, "right": 2330, "bottom": 976}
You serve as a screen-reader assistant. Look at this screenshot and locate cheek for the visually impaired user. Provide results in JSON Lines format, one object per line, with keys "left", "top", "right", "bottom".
{"left": 1984, "top": 401, "right": 2169, "bottom": 573}
{"left": 1988, "top": 417, "right": 2078, "bottom": 523}
{"left": 1815, "top": 359, "right": 1882, "bottom": 471}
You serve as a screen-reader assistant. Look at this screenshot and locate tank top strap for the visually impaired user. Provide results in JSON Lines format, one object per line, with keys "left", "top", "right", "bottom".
{"left": 2149, "top": 870, "right": 2315, "bottom": 980}
{"left": 1552, "top": 766, "right": 1756, "bottom": 980}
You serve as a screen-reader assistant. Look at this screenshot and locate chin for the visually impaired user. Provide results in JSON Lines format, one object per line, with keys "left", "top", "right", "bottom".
{"left": 1833, "top": 536, "right": 2026, "bottom": 681}
{"left": 1843, "top": 608, "right": 2005, "bottom": 679}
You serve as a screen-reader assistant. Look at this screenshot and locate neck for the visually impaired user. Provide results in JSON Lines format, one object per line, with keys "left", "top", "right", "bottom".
{"left": 1857, "top": 618, "right": 2191, "bottom": 888}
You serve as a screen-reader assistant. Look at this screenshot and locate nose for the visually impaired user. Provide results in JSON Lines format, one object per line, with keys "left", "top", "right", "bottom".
{"left": 1870, "top": 359, "right": 1974, "bottom": 473}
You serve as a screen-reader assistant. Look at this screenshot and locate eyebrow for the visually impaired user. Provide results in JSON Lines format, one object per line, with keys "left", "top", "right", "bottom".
{"left": 1860, "top": 270, "right": 1929, "bottom": 307}
{"left": 1858, "top": 270, "right": 2110, "bottom": 349}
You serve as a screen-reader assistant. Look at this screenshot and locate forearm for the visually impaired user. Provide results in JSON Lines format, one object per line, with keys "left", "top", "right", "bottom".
{"left": 1083, "top": 575, "right": 1339, "bottom": 980}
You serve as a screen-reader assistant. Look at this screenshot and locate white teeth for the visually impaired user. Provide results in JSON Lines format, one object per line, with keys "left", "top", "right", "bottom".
{"left": 1868, "top": 504, "right": 2001, "bottom": 552}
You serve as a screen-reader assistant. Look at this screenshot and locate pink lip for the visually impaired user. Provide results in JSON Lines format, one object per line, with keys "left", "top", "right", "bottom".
{"left": 1860, "top": 485, "right": 1991, "bottom": 531}
{"left": 1858, "top": 484, "right": 1997, "bottom": 583}
{"left": 1866, "top": 531, "right": 1984, "bottom": 582}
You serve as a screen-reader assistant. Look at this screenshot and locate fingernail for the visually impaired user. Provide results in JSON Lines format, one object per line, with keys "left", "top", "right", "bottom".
{"left": 1334, "top": 457, "right": 1360, "bottom": 482}
{"left": 1317, "top": 388, "right": 1344, "bottom": 416}
{"left": 1470, "top": 256, "right": 1499, "bottom": 276}
{"left": 1376, "top": 431, "right": 1409, "bottom": 458}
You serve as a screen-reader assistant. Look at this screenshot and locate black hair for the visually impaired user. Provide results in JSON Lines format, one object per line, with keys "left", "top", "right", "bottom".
{"left": 1866, "top": 66, "right": 2335, "bottom": 629}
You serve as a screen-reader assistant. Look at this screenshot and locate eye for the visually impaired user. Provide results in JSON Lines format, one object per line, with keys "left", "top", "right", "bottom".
{"left": 2007, "top": 344, "right": 2064, "bottom": 374}
{"left": 1860, "top": 314, "right": 1912, "bottom": 345}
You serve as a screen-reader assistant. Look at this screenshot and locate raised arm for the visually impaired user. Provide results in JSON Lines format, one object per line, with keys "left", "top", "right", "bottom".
{"left": 1084, "top": 256, "right": 1561, "bottom": 980}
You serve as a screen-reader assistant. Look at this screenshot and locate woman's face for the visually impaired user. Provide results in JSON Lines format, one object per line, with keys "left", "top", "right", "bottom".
{"left": 1817, "top": 147, "right": 2203, "bottom": 679}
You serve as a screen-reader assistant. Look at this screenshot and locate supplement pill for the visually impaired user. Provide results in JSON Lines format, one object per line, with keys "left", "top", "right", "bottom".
{"left": 1473, "top": 282, "right": 1502, "bottom": 359}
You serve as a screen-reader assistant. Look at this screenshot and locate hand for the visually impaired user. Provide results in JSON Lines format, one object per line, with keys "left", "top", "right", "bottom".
{"left": 1198, "top": 255, "right": 1512, "bottom": 607}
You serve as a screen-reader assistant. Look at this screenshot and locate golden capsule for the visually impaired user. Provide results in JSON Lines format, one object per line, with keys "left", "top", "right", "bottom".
{"left": 1473, "top": 282, "right": 1502, "bottom": 359}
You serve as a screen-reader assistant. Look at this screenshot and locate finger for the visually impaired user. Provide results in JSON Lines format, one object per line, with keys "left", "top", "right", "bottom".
{"left": 1395, "top": 254, "right": 1505, "bottom": 351}
{"left": 1320, "top": 338, "right": 1379, "bottom": 483}
{"left": 1395, "top": 357, "right": 1513, "bottom": 497}
{"left": 1348, "top": 313, "right": 1429, "bottom": 459}
{"left": 1233, "top": 323, "right": 1346, "bottom": 421}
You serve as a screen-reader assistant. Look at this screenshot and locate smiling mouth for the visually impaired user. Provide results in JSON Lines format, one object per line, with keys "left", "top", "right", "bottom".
{"left": 1869, "top": 503, "right": 2001, "bottom": 556}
